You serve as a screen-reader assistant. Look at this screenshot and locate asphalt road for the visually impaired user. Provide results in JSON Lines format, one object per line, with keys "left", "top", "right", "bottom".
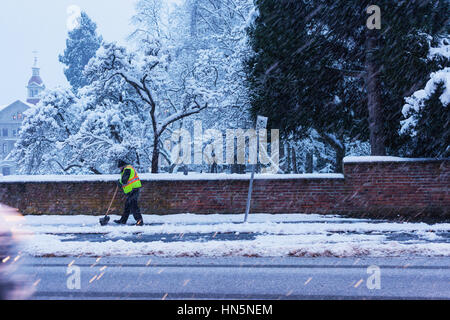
{"left": 14, "top": 256, "right": 450, "bottom": 300}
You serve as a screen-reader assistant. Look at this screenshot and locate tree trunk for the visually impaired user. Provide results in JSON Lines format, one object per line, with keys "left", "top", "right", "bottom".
{"left": 210, "top": 163, "right": 218, "bottom": 173}
{"left": 305, "top": 152, "right": 313, "bottom": 173}
{"left": 292, "top": 147, "right": 298, "bottom": 174}
{"left": 190, "top": 0, "right": 198, "bottom": 38}
{"left": 366, "top": 29, "right": 386, "bottom": 156}
{"left": 318, "top": 133, "right": 345, "bottom": 173}
{"left": 335, "top": 145, "right": 345, "bottom": 174}
{"left": 286, "top": 144, "right": 292, "bottom": 173}
{"left": 279, "top": 140, "right": 286, "bottom": 172}
{"left": 151, "top": 137, "right": 159, "bottom": 174}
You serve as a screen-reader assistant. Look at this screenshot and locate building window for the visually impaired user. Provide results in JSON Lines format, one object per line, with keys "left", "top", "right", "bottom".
{"left": 2, "top": 128, "right": 7, "bottom": 137}
{"left": 11, "top": 113, "right": 25, "bottom": 121}
{"left": 2, "top": 143, "right": 6, "bottom": 153}
{"left": 2, "top": 167, "right": 11, "bottom": 176}
{"left": 12, "top": 113, "right": 25, "bottom": 121}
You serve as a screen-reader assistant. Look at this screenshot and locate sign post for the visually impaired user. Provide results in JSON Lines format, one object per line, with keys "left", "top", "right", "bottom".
{"left": 244, "top": 116, "right": 268, "bottom": 223}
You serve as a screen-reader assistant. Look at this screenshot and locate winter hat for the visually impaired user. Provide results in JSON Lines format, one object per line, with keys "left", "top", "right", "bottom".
{"left": 117, "top": 160, "right": 127, "bottom": 168}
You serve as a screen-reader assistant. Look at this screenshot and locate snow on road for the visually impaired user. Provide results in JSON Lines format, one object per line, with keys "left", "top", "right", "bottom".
{"left": 17, "top": 214, "right": 450, "bottom": 258}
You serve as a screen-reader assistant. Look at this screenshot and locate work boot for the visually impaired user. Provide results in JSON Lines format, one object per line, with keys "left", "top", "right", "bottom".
{"left": 135, "top": 220, "right": 144, "bottom": 226}
{"left": 114, "top": 219, "right": 127, "bottom": 225}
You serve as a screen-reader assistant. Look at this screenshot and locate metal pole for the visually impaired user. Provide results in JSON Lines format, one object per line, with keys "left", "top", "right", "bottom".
{"left": 244, "top": 157, "right": 257, "bottom": 223}
{"left": 244, "top": 116, "right": 267, "bottom": 223}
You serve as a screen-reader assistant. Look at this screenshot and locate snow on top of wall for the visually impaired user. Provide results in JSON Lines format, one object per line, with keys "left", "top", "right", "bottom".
{"left": 0, "top": 172, "right": 345, "bottom": 183}
{"left": 0, "top": 174, "right": 119, "bottom": 183}
{"left": 343, "top": 156, "right": 440, "bottom": 163}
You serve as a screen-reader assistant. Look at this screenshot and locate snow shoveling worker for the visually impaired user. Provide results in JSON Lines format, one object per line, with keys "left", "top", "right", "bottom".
{"left": 114, "top": 160, "right": 144, "bottom": 226}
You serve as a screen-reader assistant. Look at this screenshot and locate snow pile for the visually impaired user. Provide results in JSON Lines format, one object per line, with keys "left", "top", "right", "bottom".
{"left": 17, "top": 214, "right": 450, "bottom": 258}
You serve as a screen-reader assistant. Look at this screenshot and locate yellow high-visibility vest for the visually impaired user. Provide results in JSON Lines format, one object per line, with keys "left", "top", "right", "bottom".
{"left": 121, "top": 165, "right": 142, "bottom": 194}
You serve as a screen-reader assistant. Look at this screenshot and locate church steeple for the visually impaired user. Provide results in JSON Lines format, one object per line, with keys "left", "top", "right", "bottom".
{"left": 26, "top": 52, "right": 45, "bottom": 105}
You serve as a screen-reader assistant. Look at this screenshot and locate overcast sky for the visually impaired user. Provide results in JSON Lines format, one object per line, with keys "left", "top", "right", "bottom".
{"left": 0, "top": 0, "right": 138, "bottom": 105}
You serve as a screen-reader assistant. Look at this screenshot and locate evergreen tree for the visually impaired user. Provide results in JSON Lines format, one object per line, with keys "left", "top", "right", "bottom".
{"left": 59, "top": 12, "right": 103, "bottom": 90}
{"left": 401, "top": 66, "right": 449, "bottom": 158}
{"left": 246, "top": 0, "right": 369, "bottom": 171}
{"left": 83, "top": 42, "right": 209, "bottom": 173}
{"left": 246, "top": 0, "right": 449, "bottom": 166}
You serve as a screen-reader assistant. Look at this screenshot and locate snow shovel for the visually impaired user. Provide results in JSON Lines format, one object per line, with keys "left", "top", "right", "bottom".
{"left": 99, "top": 185, "right": 119, "bottom": 226}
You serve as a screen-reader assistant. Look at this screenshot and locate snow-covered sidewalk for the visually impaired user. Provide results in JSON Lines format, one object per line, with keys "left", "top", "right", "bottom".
{"left": 17, "top": 214, "right": 450, "bottom": 258}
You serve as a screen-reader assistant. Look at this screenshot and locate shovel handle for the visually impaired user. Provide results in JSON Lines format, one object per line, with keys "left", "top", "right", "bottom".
{"left": 105, "top": 185, "right": 119, "bottom": 217}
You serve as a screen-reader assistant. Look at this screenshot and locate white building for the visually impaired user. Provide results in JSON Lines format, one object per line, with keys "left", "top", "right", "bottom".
{"left": 0, "top": 58, "right": 45, "bottom": 175}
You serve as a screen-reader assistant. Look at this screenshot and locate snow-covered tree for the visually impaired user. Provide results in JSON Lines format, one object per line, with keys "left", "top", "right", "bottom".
{"left": 13, "top": 88, "right": 84, "bottom": 174}
{"left": 84, "top": 42, "right": 209, "bottom": 173}
{"left": 401, "top": 39, "right": 449, "bottom": 157}
{"left": 66, "top": 96, "right": 148, "bottom": 174}
{"left": 59, "top": 11, "right": 103, "bottom": 90}
{"left": 128, "top": 0, "right": 256, "bottom": 173}
{"left": 14, "top": 71, "right": 154, "bottom": 175}
{"left": 183, "top": 0, "right": 254, "bottom": 129}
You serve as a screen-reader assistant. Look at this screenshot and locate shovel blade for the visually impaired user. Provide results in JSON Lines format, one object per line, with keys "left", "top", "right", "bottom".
{"left": 99, "top": 216, "right": 110, "bottom": 226}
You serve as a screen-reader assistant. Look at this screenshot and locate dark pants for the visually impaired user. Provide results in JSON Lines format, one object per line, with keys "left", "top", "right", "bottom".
{"left": 120, "top": 189, "right": 143, "bottom": 223}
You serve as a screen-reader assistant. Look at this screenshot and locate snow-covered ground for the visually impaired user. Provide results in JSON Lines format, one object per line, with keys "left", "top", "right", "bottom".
{"left": 17, "top": 214, "right": 450, "bottom": 258}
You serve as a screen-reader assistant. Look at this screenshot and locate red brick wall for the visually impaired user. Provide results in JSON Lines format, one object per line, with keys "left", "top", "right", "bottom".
{"left": 0, "top": 159, "right": 448, "bottom": 219}
{"left": 341, "top": 160, "right": 449, "bottom": 218}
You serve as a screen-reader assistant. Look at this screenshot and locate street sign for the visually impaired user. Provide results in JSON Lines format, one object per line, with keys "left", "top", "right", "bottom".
{"left": 256, "top": 115, "right": 268, "bottom": 130}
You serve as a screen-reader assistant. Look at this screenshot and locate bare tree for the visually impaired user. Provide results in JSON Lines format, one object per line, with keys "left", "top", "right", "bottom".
{"left": 85, "top": 43, "right": 208, "bottom": 173}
